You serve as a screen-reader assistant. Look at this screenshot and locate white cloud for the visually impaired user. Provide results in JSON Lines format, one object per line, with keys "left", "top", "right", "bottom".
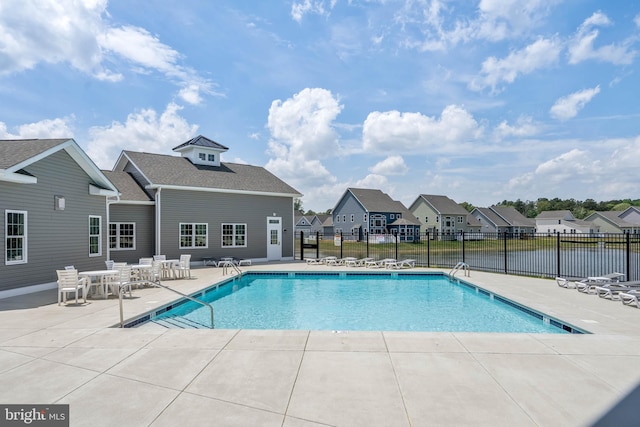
{"left": 0, "top": 0, "right": 215, "bottom": 104}
{"left": 470, "top": 37, "right": 562, "bottom": 92}
{"left": 85, "top": 102, "right": 198, "bottom": 169}
{"left": 397, "top": 0, "right": 559, "bottom": 51}
{"left": 635, "top": 14, "right": 640, "bottom": 28}
{"left": 291, "top": 0, "right": 332, "bottom": 23}
{"left": 568, "top": 12, "right": 637, "bottom": 65}
{"left": 0, "top": 117, "right": 74, "bottom": 139}
{"left": 362, "top": 105, "right": 482, "bottom": 153}
{"left": 493, "top": 116, "right": 540, "bottom": 139}
{"left": 265, "top": 88, "right": 343, "bottom": 197}
{"left": 369, "top": 155, "right": 408, "bottom": 176}
{"left": 549, "top": 86, "right": 601, "bottom": 121}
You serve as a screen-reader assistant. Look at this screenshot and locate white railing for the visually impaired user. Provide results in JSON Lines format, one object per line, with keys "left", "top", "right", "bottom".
{"left": 118, "top": 279, "right": 215, "bottom": 329}
{"left": 449, "top": 262, "right": 470, "bottom": 278}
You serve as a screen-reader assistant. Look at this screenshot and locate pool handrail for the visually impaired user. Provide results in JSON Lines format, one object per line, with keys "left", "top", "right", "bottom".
{"left": 450, "top": 262, "right": 470, "bottom": 278}
{"left": 118, "top": 279, "right": 215, "bottom": 329}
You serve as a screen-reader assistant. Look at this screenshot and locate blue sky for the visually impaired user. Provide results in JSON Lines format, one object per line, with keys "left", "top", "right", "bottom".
{"left": 1, "top": 1, "right": 639, "bottom": 212}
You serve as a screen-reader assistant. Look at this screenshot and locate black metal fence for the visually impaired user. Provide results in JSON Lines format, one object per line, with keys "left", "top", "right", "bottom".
{"left": 296, "top": 231, "right": 640, "bottom": 281}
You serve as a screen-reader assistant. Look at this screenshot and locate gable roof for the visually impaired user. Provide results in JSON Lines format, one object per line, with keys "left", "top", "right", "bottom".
{"left": 172, "top": 135, "right": 229, "bottom": 152}
{"left": 490, "top": 206, "right": 535, "bottom": 227}
{"left": 101, "top": 171, "right": 154, "bottom": 203}
{"left": 417, "top": 194, "right": 468, "bottom": 215}
{"left": 474, "top": 207, "right": 510, "bottom": 227}
{"left": 536, "top": 210, "right": 574, "bottom": 220}
{"left": 345, "top": 188, "right": 401, "bottom": 212}
{"left": 0, "top": 138, "right": 118, "bottom": 195}
{"left": 116, "top": 151, "right": 301, "bottom": 197}
{"left": 585, "top": 211, "right": 637, "bottom": 228}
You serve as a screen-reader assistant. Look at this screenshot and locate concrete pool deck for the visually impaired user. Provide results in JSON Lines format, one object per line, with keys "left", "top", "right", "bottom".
{"left": 0, "top": 262, "right": 639, "bottom": 426}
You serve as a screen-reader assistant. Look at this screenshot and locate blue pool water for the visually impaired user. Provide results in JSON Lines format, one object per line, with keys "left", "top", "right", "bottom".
{"left": 148, "top": 273, "right": 578, "bottom": 333}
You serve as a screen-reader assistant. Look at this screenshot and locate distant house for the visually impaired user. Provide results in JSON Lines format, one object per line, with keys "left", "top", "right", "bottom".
{"left": 294, "top": 213, "right": 312, "bottom": 235}
{"left": 471, "top": 206, "right": 535, "bottom": 237}
{"left": 0, "top": 139, "right": 118, "bottom": 296}
{"left": 408, "top": 194, "right": 473, "bottom": 239}
{"left": 110, "top": 135, "right": 302, "bottom": 263}
{"left": 535, "top": 210, "right": 599, "bottom": 234}
{"left": 583, "top": 211, "right": 640, "bottom": 234}
{"left": 1, "top": 135, "right": 301, "bottom": 297}
{"left": 310, "top": 214, "right": 331, "bottom": 234}
{"left": 332, "top": 188, "right": 420, "bottom": 242}
{"left": 618, "top": 206, "right": 640, "bottom": 230}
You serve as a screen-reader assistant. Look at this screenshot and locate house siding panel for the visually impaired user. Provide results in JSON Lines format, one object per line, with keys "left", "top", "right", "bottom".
{"left": 158, "top": 190, "right": 293, "bottom": 260}
{"left": 0, "top": 150, "right": 108, "bottom": 291}
{"left": 333, "top": 193, "right": 365, "bottom": 239}
{"left": 109, "top": 204, "right": 155, "bottom": 263}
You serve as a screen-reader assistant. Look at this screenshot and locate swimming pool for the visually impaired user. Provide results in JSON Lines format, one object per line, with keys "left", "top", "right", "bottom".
{"left": 131, "top": 272, "right": 585, "bottom": 333}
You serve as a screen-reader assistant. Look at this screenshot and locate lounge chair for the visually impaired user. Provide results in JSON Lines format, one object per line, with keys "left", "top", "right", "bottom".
{"left": 356, "top": 257, "right": 374, "bottom": 267}
{"left": 367, "top": 258, "right": 396, "bottom": 268}
{"left": 620, "top": 290, "right": 640, "bottom": 308}
{"left": 594, "top": 284, "right": 635, "bottom": 300}
{"left": 320, "top": 256, "right": 337, "bottom": 265}
{"left": 305, "top": 258, "right": 321, "bottom": 264}
{"left": 575, "top": 274, "right": 626, "bottom": 294}
{"left": 557, "top": 272, "right": 624, "bottom": 289}
{"left": 388, "top": 259, "right": 416, "bottom": 269}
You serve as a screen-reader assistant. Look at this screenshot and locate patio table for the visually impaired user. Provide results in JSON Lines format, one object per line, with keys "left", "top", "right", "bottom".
{"left": 78, "top": 269, "right": 118, "bottom": 299}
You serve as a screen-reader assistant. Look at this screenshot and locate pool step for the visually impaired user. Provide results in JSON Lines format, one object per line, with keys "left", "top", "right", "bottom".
{"left": 149, "top": 315, "right": 211, "bottom": 329}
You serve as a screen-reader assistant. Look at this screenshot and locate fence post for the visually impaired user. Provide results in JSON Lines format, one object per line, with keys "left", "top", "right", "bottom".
{"left": 626, "top": 232, "right": 631, "bottom": 281}
{"left": 365, "top": 231, "right": 369, "bottom": 257}
{"left": 395, "top": 231, "right": 398, "bottom": 260}
{"left": 556, "top": 232, "right": 561, "bottom": 278}
{"left": 299, "top": 230, "right": 303, "bottom": 260}
{"left": 316, "top": 231, "right": 320, "bottom": 259}
{"left": 503, "top": 232, "right": 508, "bottom": 274}
{"left": 462, "top": 231, "right": 466, "bottom": 263}
{"left": 426, "top": 231, "right": 430, "bottom": 267}
{"left": 340, "top": 231, "right": 343, "bottom": 258}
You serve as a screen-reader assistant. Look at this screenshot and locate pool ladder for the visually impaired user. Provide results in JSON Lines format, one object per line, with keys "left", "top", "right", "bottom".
{"left": 118, "top": 279, "right": 215, "bottom": 329}
{"left": 222, "top": 260, "right": 242, "bottom": 276}
{"left": 449, "top": 262, "right": 470, "bottom": 278}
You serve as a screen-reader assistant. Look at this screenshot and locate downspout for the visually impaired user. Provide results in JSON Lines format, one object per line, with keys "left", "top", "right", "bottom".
{"left": 155, "top": 187, "right": 161, "bottom": 255}
{"left": 106, "top": 194, "right": 121, "bottom": 261}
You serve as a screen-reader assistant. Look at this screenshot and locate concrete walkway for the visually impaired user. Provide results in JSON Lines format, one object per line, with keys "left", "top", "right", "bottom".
{"left": 1, "top": 262, "right": 639, "bottom": 426}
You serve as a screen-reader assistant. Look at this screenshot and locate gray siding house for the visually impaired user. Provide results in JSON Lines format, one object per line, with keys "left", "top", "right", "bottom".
{"left": 0, "top": 139, "right": 118, "bottom": 296}
{"left": 471, "top": 206, "right": 536, "bottom": 237}
{"left": 409, "top": 194, "right": 471, "bottom": 240}
{"left": 110, "top": 135, "right": 301, "bottom": 263}
{"left": 332, "top": 188, "right": 420, "bottom": 242}
{"left": 583, "top": 211, "right": 640, "bottom": 234}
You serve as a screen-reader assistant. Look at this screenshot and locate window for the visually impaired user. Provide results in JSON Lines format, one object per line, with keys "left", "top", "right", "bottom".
{"left": 208, "top": 154, "right": 215, "bottom": 162}
{"left": 109, "top": 223, "right": 136, "bottom": 250}
{"left": 458, "top": 216, "right": 463, "bottom": 223}
{"left": 350, "top": 214, "right": 354, "bottom": 222}
{"left": 342, "top": 215, "right": 346, "bottom": 222}
{"left": 390, "top": 214, "right": 395, "bottom": 219}
{"left": 425, "top": 216, "right": 428, "bottom": 223}
{"left": 336, "top": 215, "right": 340, "bottom": 223}
{"left": 6, "top": 210, "right": 27, "bottom": 264}
{"left": 222, "top": 223, "right": 246, "bottom": 247}
{"left": 89, "top": 216, "right": 102, "bottom": 256}
{"left": 198, "top": 153, "right": 206, "bottom": 160}
{"left": 436, "top": 216, "right": 439, "bottom": 222}
{"left": 363, "top": 214, "right": 367, "bottom": 222}
{"left": 181, "top": 223, "right": 208, "bottom": 248}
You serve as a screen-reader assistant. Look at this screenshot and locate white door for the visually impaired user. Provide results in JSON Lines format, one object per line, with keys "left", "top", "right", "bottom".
{"left": 267, "top": 217, "right": 282, "bottom": 260}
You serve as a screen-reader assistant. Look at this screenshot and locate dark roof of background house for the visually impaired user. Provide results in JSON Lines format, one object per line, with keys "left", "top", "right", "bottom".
{"left": 348, "top": 188, "right": 402, "bottom": 212}
{"left": 419, "top": 194, "right": 468, "bottom": 215}
{"left": 475, "top": 207, "right": 510, "bottom": 227}
{"left": 491, "top": 206, "right": 536, "bottom": 227}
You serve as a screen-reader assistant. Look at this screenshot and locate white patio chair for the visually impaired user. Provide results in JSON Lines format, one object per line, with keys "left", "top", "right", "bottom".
{"left": 57, "top": 269, "right": 87, "bottom": 305}
{"left": 175, "top": 254, "right": 191, "bottom": 279}
{"left": 108, "top": 265, "right": 133, "bottom": 298}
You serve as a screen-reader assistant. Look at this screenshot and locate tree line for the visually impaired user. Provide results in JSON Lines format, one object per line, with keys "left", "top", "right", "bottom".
{"left": 467, "top": 198, "right": 640, "bottom": 220}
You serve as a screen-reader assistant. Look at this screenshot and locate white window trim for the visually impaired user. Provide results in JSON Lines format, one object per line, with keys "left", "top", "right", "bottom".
{"left": 89, "top": 215, "right": 102, "bottom": 257}
{"left": 5, "top": 210, "right": 27, "bottom": 265}
{"left": 221, "top": 223, "right": 247, "bottom": 248}
{"left": 109, "top": 222, "right": 136, "bottom": 251}
{"left": 180, "top": 223, "right": 209, "bottom": 249}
